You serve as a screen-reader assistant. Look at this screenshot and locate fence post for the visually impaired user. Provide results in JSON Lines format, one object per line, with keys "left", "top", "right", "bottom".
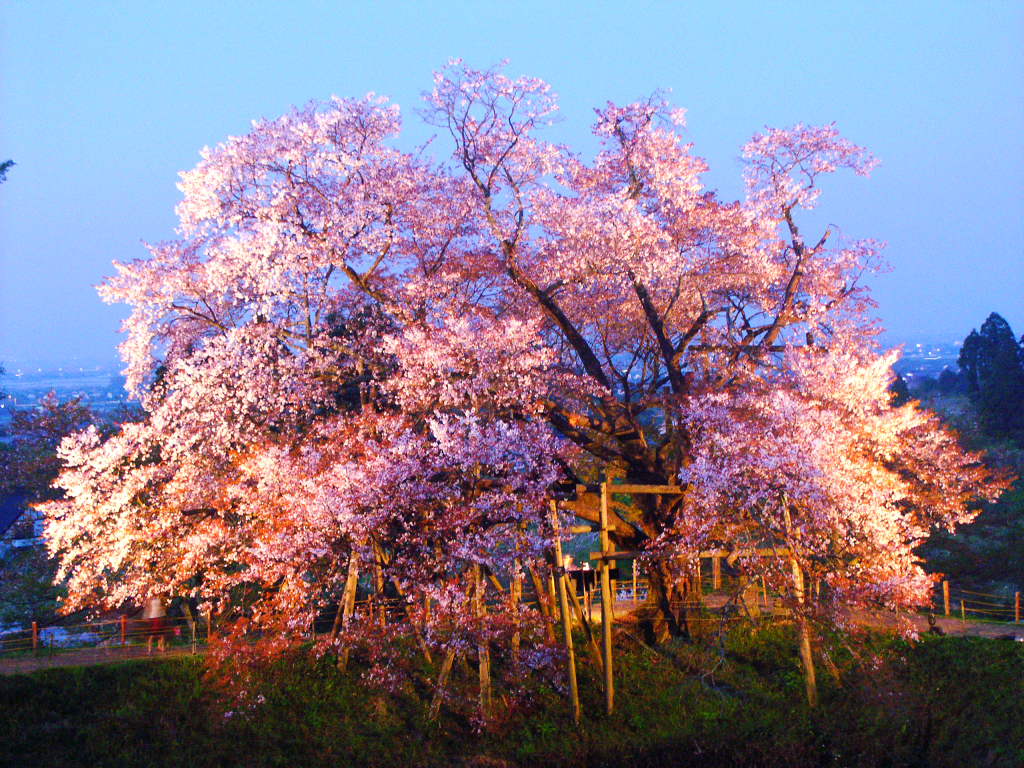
{"left": 712, "top": 556, "right": 721, "bottom": 590}
{"left": 1015, "top": 592, "right": 1020, "bottom": 623}
{"left": 120, "top": 614, "right": 127, "bottom": 646}
{"left": 31, "top": 621, "right": 38, "bottom": 653}
{"left": 960, "top": 599, "right": 966, "bottom": 623}
{"left": 942, "top": 581, "right": 950, "bottom": 617}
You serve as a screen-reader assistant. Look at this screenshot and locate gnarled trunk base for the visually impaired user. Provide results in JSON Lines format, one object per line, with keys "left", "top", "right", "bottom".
{"left": 635, "top": 561, "right": 693, "bottom": 644}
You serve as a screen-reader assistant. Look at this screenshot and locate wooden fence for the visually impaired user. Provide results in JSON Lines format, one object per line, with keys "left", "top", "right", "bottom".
{"left": 938, "top": 580, "right": 1021, "bottom": 623}
{"left": 5, "top": 573, "right": 1018, "bottom": 662}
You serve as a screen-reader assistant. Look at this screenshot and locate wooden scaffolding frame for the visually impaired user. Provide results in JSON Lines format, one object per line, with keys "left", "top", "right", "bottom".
{"left": 551, "top": 480, "right": 812, "bottom": 718}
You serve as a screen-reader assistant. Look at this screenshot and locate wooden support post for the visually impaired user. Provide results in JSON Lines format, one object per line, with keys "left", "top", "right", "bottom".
{"left": 566, "top": 577, "right": 604, "bottom": 677}
{"left": 551, "top": 501, "right": 580, "bottom": 724}
{"left": 337, "top": 554, "right": 360, "bottom": 671}
{"left": 528, "top": 563, "right": 557, "bottom": 643}
{"left": 762, "top": 576, "right": 770, "bottom": 609}
{"left": 473, "top": 564, "right": 492, "bottom": 718}
{"left": 1016, "top": 592, "right": 1020, "bottom": 623}
{"left": 712, "top": 556, "right": 722, "bottom": 590}
{"left": 372, "top": 545, "right": 385, "bottom": 628}
{"left": 429, "top": 649, "right": 457, "bottom": 721}
{"left": 792, "top": 562, "right": 817, "bottom": 707}
{"left": 960, "top": 599, "right": 966, "bottom": 622}
{"left": 783, "top": 498, "right": 817, "bottom": 708}
{"left": 694, "top": 558, "right": 702, "bottom": 599}
{"left": 943, "top": 580, "right": 950, "bottom": 617}
{"left": 485, "top": 567, "right": 506, "bottom": 595}
{"left": 511, "top": 558, "right": 523, "bottom": 665}
{"left": 547, "top": 572, "right": 559, "bottom": 621}
{"left": 599, "top": 481, "right": 615, "bottom": 715}
{"left": 32, "top": 621, "right": 39, "bottom": 653}
{"left": 120, "top": 614, "right": 127, "bottom": 646}
{"left": 528, "top": 565, "right": 550, "bottom": 619}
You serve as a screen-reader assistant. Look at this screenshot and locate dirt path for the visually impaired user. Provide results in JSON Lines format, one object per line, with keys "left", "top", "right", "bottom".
{"left": 851, "top": 609, "right": 1024, "bottom": 640}
{"left": 0, "top": 644, "right": 201, "bottom": 675}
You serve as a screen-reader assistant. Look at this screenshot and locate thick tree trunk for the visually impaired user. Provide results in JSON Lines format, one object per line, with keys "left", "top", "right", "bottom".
{"left": 636, "top": 561, "right": 690, "bottom": 643}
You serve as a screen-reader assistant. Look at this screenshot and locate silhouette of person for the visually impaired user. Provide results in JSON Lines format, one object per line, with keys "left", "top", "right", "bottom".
{"left": 144, "top": 595, "right": 167, "bottom": 653}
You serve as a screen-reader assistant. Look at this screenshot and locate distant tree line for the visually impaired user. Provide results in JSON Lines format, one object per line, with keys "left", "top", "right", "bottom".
{"left": 0, "top": 384, "right": 140, "bottom": 625}
{"left": 912, "top": 312, "right": 1024, "bottom": 438}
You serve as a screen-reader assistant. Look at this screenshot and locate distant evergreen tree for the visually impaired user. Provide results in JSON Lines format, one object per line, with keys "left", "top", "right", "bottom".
{"left": 961, "top": 313, "right": 1024, "bottom": 436}
{"left": 889, "top": 373, "right": 911, "bottom": 406}
{"left": 979, "top": 314, "right": 1024, "bottom": 433}
{"left": 958, "top": 330, "right": 982, "bottom": 394}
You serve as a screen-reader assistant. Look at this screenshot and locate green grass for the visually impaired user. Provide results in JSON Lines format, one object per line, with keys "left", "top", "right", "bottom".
{"left": 1, "top": 628, "right": 1021, "bottom": 768}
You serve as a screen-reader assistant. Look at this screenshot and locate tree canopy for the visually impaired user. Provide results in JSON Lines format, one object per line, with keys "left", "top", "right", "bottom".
{"left": 43, "top": 64, "right": 1007, "bottom": 682}
{"left": 958, "top": 313, "right": 1024, "bottom": 436}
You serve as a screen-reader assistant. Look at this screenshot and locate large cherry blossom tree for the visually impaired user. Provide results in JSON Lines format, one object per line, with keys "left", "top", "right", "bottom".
{"left": 43, "top": 63, "right": 1006, "bottom": 689}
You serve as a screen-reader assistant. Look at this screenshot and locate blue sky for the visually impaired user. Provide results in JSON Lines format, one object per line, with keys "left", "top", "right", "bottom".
{"left": 1, "top": 1, "right": 1021, "bottom": 367}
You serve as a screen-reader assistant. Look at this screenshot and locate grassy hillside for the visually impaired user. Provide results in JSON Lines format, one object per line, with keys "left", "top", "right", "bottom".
{"left": 2, "top": 628, "right": 1022, "bottom": 768}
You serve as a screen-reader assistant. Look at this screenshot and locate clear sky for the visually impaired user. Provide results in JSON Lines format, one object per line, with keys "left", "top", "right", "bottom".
{"left": 1, "top": 1, "right": 1021, "bottom": 368}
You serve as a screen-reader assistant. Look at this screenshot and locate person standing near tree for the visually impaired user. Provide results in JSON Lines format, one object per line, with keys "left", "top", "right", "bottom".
{"left": 143, "top": 595, "right": 166, "bottom": 653}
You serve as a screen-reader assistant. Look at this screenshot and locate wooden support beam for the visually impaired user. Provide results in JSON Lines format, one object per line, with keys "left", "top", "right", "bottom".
{"left": 590, "top": 547, "right": 790, "bottom": 562}
{"left": 511, "top": 558, "right": 522, "bottom": 665}
{"left": 591, "top": 551, "right": 633, "bottom": 561}
{"left": 528, "top": 562, "right": 558, "bottom": 645}
{"left": 784, "top": 498, "right": 818, "bottom": 708}
{"left": 608, "top": 484, "right": 684, "bottom": 495}
{"left": 483, "top": 565, "right": 505, "bottom": 594}
{"left": 792, "top": 560, "right": 817, "bottom": 707}
{"left": 429, "top": 650, "right": 457, "bottom": 721}
{"left": 337, "top": 553, "right": 360, "bottom": 671}
{"left": 566, "top": 576, "right": 604, "bottom": 678}
{"left": 600, "top": 482, "right": 615, "bottom": 716}
{"left": 551, "top": 501, "right": 581, "bottom": 724}
{"left": 473, "top": 564, "right": 492, "bottom": 718}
